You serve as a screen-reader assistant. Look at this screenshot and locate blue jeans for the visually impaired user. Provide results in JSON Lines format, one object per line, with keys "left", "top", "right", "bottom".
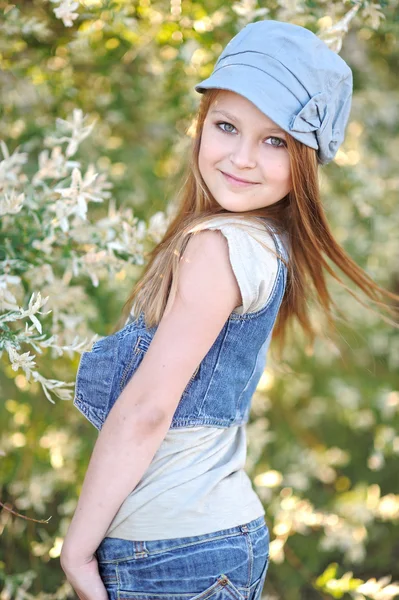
{"left": 95, "top": 516, "right": 270, "bottom": 599}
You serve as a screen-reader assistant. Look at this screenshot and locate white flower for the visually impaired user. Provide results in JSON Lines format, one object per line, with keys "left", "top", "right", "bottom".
{"left": 53, "top": 166, "right": 108, "bottom": 227}
{"left": 0, "top": 286, "right": 19, "bottom": 312}
{"left": 357, "top": 576, "right": 399, "bottom": 600}
{"left": 32, "top": 370, "right": 75, "bottom": 404}
{"left": 232, "top": 0, "right": 269, "bottom": 26}
{"left": 0, "top": 273, "right": 22, "bottom": 288}
{"left": 147, "top": 211, "right": 168, "bottom": 243}
{"left": 53, "top": 199, "right": 73, "bottom": 232}
{"left": 4, "top": 292, "right": 52, "bottom": 334}
{"left": 51, "top": 0, "right": 80, "bottom": 28}
{"left": 48, "top": 109, "right": 97, "bottom": 157}
{"left": 32, "top": 146, "right": 80, "bottom": 184}
{"left": 32, "top": 233, "right": 57, "bottom": 255}
{"left": 318, "top": 3, "right": 362, "bottom": 53}
{"left": 0, "top": 140, "right": 28, "bottom": 188}
{"left": 0, "top": 189, "right": 25, "bottom": 216}
{"left": 0, "top": 273, "right": 23, "bottom": 312}
{"left": 5, "top": 343, "right": 37, "bottom": 380}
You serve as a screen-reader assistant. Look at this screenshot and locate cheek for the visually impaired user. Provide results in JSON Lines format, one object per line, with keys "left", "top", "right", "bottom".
{"left": 198, "top": 144, "right": 211, "bottom": 179}
{"left": 269, "top": 155, "right": 292, "bottom": 189}
{"left": 200, "top": 129, "right": 225, "bottom": 164}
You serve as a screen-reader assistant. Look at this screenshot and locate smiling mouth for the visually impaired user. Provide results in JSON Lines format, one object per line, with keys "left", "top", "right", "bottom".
{"left": 220, "top": 171, "right": 259, "bottom": 185}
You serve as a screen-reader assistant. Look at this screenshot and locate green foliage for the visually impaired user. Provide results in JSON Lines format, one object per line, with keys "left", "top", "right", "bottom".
{"left": 1, "top": 1, "right": 399, "bottom": 599}
{"left": 315, "top": 563, "right": 364, "bottom": 598}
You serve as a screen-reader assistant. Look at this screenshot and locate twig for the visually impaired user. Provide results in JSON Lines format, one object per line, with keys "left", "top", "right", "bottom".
{"left": 0, "top": 500, "right": 52, "bottom": 524}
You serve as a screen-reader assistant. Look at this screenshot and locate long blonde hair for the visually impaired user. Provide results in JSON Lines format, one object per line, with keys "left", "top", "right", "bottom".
{"left": 113, "top": 89, "right": 398, "bottom": 356}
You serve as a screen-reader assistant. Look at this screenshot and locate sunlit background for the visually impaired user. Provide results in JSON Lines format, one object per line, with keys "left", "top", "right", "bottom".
{"left": 1, "top": 1, "right": 398, "bottom": 598}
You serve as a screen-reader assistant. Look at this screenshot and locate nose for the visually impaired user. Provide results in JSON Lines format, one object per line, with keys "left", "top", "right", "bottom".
{"left": 229, "top": 138, "right": 257, "bottom": 169}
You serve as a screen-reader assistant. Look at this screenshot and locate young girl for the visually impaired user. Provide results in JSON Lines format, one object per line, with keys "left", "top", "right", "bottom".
{"left": 60, "top": 20, "right": 398, "bottom": 600}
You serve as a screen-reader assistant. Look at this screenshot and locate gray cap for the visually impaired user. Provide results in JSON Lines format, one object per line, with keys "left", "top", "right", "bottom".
{"left": 195, "top": 20, "right": 353, "bottom": 164}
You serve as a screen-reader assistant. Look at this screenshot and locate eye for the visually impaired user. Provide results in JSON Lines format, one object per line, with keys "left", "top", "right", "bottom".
{"left": 215, "top": 121, "right": 237, "bottom": 134}
{"left": 266, "top": 136, "right": 287, "bottom": 148}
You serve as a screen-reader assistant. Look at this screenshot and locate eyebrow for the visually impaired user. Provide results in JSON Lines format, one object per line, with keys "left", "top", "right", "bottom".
{"left": 209, "top": 109, "right": 286, "bottom": 135}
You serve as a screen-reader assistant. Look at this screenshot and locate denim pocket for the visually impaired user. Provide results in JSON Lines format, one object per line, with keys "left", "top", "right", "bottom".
{"left": 117, "top": 573, "right": 244, "bottom": 600}
{"left": 97, "top": 558, "right": 118, "bottom": 586}
{"left": 73, "top": 335, "right": 118, "bottom": 430}
{"left": 73, "top": 324, "right": 155, "bottom": 430}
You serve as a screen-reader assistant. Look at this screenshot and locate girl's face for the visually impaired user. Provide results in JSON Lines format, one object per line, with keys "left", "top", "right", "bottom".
{"left": 198, "top": 90, "right": 292, "bottom": 212}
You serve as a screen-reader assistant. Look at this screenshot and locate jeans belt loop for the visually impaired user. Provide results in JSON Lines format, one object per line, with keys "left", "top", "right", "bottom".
{"left": 132, "top": 540, "right": 149, "bottom": 558}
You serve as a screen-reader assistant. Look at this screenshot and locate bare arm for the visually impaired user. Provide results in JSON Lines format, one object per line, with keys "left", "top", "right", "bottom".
{"left": 61, "top": 229, "right": 242, "bottom": 566}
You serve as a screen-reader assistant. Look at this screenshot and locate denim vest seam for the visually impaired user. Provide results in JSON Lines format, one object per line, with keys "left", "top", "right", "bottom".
{"left": 119, "top": 335, "right": 152, "bottom": 392}
{"left": 180, "top": 362, "right": 201, "bottom": 398}
{"left": 170, "top": 419, "right": 235, "bottom": 428}
{"left": 118, "top": 322, "right": 150, "bottom": 340}
{"left": 74, "top": 351, "right": 88, "bottom": 396}
{"left": 235, "top": 338, "right": 269, "bottom": 417}
{"left": 73, "top": 396, "right": 103, "bottom": 431}
{"left": 119, "top": 337, "right": 142, "bottom": 392}
{"left": 196, "top": 320, "right": 232, "bottom": 418}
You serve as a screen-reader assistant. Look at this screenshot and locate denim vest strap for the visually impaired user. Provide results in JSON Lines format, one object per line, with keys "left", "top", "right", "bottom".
{"left": 73, "top": 227, "right": 288, "bottom": 431}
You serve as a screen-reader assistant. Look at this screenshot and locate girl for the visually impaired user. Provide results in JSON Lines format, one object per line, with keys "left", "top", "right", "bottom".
{"left": 60, "top": 20, "right": 398, "bottom": 600}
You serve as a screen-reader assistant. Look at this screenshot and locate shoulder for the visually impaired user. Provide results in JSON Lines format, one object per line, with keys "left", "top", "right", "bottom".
{"left": 129, "top": 228, "right": 242, "bottom": 411}
{"left": 179, "top": 227, "right": 242, "bottom": 314}
{"left": 187, "top": 216, "right": 280, "bottom": 314}
{"left": 187, "top": 215, "right": 278, "bottom": 255}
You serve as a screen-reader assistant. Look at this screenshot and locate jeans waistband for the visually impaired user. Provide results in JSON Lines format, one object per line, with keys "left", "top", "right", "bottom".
{"left": 96, "top": 515, "right": 267, "bottom": 563}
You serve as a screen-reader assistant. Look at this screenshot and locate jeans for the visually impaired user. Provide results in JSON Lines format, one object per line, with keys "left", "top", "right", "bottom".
{"left": 95, "top": 515, "right": 270, "bottom": 600}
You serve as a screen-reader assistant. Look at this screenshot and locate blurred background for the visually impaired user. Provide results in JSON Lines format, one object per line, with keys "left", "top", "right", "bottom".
{"left": 0, "top": 1, "right": 398, "bottom": 598}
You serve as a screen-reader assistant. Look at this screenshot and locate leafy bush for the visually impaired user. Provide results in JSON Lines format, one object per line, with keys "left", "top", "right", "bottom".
{"left": 1, "top": 1, "right": 398, "bottom": 598}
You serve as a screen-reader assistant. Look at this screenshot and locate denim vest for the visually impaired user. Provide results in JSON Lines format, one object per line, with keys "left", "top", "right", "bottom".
{"left": 73, "top": 226, "right": 288, "bottom": 432}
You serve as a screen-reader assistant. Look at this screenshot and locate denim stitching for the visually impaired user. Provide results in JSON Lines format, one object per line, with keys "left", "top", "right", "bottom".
{"left": 115, "top": 561, "right": 121, "bottom": 597}
{"left": 181, "top": 362, "right": 201, "bottom": 396}
{"left": 196, "top": 319, "right": 231, "bottom": 415}
{"left": 229, "top": 257, "right": 284, "bottom": 322}
{"left": 73, "top": 396, "right": 103, "bottom": 431}
{"left": 119, "top": 336, "right": 149, "bottom": 391}
{"left": 251, "top": 556, "right": 269, "bottom": 600}
{"left": 117, "top": 576, "right": 244, "bottom": 600}
{"left": 235, "top": 334, "right": 269, "bottom": 414}
{"left": 97, "top": 522, "right": 266, "bottom": 564}
{"left": 169, "top": 418, "right": 235, "bottom": 428}
{"left": 119, "top": 355, "right": 140, "bottom": 392}
{"left": 98, "top": 531, "right": 243, "bottom": 563}
{"left": 74, "top": 351, "right": 88, "bottom": 400}
{"left": 225, "top": 581, "right": 245, "bottom": 600}
{"left": 240, "top": 528, "right": 253, "bottom": 590}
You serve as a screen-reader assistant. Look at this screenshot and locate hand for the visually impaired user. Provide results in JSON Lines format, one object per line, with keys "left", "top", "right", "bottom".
{"left": 61, "top": 554, "right": 109, "bottom": 600}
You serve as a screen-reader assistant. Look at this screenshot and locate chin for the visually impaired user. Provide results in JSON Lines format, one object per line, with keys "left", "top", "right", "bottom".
{"left": 211, "top": 195, "right": 245, "bottom": 211}
{"left": 215, "top": 203, "right": 245, "bottom": 213}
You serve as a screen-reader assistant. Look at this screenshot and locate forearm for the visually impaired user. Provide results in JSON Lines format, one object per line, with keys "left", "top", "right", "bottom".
{"left": 61, "top": 389, "right": 170, "bottom": 563}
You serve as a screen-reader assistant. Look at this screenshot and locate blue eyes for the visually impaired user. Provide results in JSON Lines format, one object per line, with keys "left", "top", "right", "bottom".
{"left": 215, "top": 121, "right": 287, "bottom": 148}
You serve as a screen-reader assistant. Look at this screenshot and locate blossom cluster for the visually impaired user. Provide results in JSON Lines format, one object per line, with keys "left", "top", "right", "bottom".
{"left": 0, "top": 109, "right": 169, "bottom": 403}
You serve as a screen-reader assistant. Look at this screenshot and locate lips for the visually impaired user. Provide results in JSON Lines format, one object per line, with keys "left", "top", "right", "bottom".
{"left": 221, "top": 171, "right": 258, "bottom": 184}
